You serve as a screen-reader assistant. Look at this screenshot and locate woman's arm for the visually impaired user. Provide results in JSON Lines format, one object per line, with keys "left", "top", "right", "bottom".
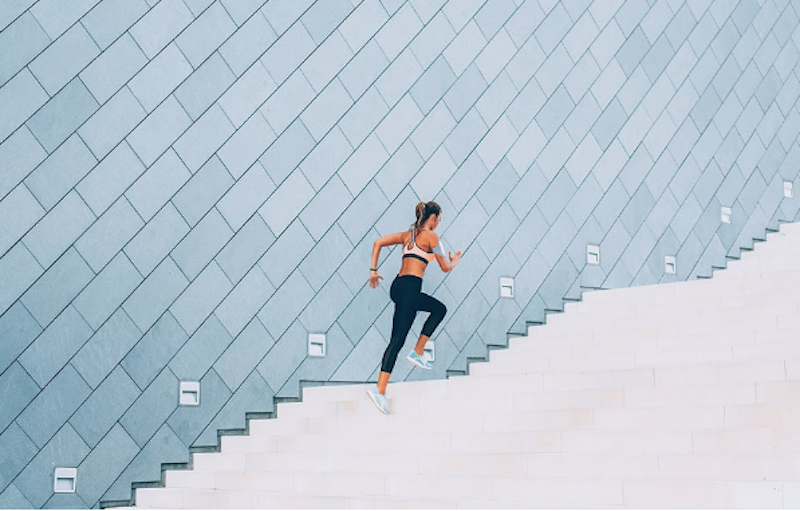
{"left": 431, "top": 233, "right": 460, "bottom": 272}
{"left": 371, "top": 231, "right": 407, "bottom": 274}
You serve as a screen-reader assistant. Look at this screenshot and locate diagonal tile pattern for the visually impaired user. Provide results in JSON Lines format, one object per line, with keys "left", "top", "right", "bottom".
{"left": 0, "top": 0, "right": 799, "bottom": 507}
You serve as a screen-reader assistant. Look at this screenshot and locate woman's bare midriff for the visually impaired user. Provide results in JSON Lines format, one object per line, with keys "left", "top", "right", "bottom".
{"left": 397, "top": 231, "right": 434, "bottom": 278}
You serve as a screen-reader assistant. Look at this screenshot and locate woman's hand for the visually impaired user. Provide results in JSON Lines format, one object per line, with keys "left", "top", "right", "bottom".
{"left": 449, "top": 250, "right": 462, "bottom": 269}
{"left": 369, "top": 271, "right": 383, "bottom": 288}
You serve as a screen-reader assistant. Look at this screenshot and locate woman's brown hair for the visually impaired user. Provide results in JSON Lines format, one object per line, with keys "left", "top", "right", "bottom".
{"left": 411, "top": 201, "right": 441, "bottom": 230}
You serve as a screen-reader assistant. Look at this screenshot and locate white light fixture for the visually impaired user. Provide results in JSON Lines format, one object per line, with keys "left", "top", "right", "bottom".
{"left": 54, "top": 468, "right": 77, "bottom": 493}
{"left": 179, "top": 382, "right": 200, "bottom": 406}
{"left": 308, "top": 333, "right": 326, "bottom": 357}
{"left": 587, "top": 244, "right": 600, "bottom": 265}
{"left": 499, "top": 277, "right": 514, "bottom": 298}
{"left": 665, "top": 255, "right": 677, "bottom": 275}
{"left": 784, "top": 181, "right": 794, "bottom": 198}
{"left": 423, "top": 341, "right": 435, "bottom": 362}
{"left": 721, "top": 206, "right": 731, "bottom": 224}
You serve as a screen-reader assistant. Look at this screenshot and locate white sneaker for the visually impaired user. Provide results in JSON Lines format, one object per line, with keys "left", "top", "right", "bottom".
{"left": 367, "top": 387, "right": 389, "bottom": 414}
{"left": 406, "top": 350, "right": 432, "bottom": 370}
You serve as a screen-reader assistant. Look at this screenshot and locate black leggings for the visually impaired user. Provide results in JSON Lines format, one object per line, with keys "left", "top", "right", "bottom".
{"left": 381, "top": 274, "right": 447, "bottom": 373}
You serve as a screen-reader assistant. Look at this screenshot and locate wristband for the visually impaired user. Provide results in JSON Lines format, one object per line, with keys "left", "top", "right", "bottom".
{"left": 370, "top": 268, "right": 378, "bottom": 271}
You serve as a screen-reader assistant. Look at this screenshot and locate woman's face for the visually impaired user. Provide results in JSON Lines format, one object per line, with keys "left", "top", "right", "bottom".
{"left": 432, "top": 213, "right": 441, "bottom": 230}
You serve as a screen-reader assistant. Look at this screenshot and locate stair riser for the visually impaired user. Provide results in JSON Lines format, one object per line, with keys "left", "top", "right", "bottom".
{"left": 537, "top": 303, "right": 800, "bottom": 338}
{"left": 572, "top": 271, "right": 800, "bottom": 312}
{"left": 548, "top": 292, "right": 800, "bottom": 328}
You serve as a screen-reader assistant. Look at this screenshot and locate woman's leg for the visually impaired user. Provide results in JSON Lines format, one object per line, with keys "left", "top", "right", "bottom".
{"left": 412, "top": 292, "right": 447, "bottom": 355}
{"left": 378, "top": 278, "right": 419, "bottom": 393}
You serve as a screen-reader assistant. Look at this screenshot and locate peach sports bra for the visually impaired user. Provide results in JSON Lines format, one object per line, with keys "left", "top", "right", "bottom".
{"left": 402, "top": 227, "right": 437, "bottom": 265}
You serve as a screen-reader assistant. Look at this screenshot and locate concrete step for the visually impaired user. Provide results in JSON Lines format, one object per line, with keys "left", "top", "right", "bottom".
{"left": 493, "top": 336, "right": 800, "bottom": 373}
{"left": 553, "top": 279, "right": 800, "bottom": 325}
{"left": 550, "top": 286, "right": 800, "bottom": 327}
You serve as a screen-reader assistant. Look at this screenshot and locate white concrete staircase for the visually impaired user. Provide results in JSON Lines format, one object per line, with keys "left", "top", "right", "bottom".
{"left": 130, "top": 222, "right": 800, "bottom": 509}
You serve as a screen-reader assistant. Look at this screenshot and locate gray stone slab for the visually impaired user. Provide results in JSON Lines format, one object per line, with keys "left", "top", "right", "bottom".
{"left": 475, "top": 26, "right": 517, "bottom": 86}
{"left": 171, "top": 259, "right": 233, "bottom": 334}
{"left": 123, "top": 195, "right": 187, "bottom": 277}
{"left": 257, "top": 268, "right": 316, "bottom": 341}
{"left": 16, "top": 364, "right": 92, "bottom": 448}
{"left": 258, "top": 168, "right": 316, "bottom": 237}
{"left": 82, "top": 33, "right": 149, "bottom": 106}
{"left": 218, "top": 114, "right": 276, "bottom": 181}
{"left": 299, "top": 175, "right": 353, "bottom": 241}
{"left": 175, "top": 52, "right": 236, "bottom": 121}
{"left": 0, "top": 362, "right": 39, "bottom": 435}
{"left": 301, "top": 78, "right": 354, "bottom": 142}
{"left": 172, "top": 155, "right": 233, "bottom": 227}
{"left": 75, "top": 423, "right": 139, "bottom": 507}
{"left": 71, "top": 309, "right": 142, "bottom": 389}
{"left": 168, "top": 313, "right": 232, "bottom": 381}
{"left": 333, "top": 131, "right": 383, "bottom": 197}
{"left": 298, "top": 224, "right": 354, "bottom": 292}
{"left": 340, "top": 39, "right": 390, "bottom": 99}
{"left": 216, "top": 213, "right": 275, "bottom": 285}
{"left": 120, "top": 366, "right": 179, "bottom": 447}
{"left": 301, "top": 30, "right": 352, "bottom": 93}
{"left": 121, "top": 311, "right": 187, "bottom": 390}
{"left": 21, "top": 248, "right": 95, "bottom": 328}
{"left": 444, "top": 64, "right": 489, "bottom": 123}
{"left": 174, "top": 104, "right": 235, "bottom": 172}
{"left": 0, "top": 302, "right": 41, "bottom": 375}
{"left": 100, "top": 423, "right": 189, "bottom": 503}
{"left": 258, "top": 118, "right": 315, "bottom": 187}
{"left": 443, "top": 109, "right": 489, "bottom": 166}
{"left": 122, "top": 256, "right": 189, "bottom": 333}
{"left": 219, "top": 62, "right": 276, "bottom": 128}
{"left": 69, "top": 366, "right": 139, "bottom": 448}
{"left": 219, "top": 9, "right": 277, "bottom": 76}
{"left": 129, "top": 0, "right": 193, "bottom": 58}
{"left": 127, "top": 150, "right": 191, "bottom": 223}
{"left": 257, "top": 218, "right": 315, "bottom": 288}
{"left": 0, "top": 244, "right": 42, "bottom": 318}
{"left": 18, "top": 305, "right": 92, "bottom": 389}
{"left": 27, "top": 77, "right": 99, "bottom": 153}
{"left": 259, "top": 22, "right": 315, "bottom": 85}
{"left": 411, "top": 56, "right": 457, "bottom": 116}
{"left": 376, "top": 48, "right": 423, "bottom": 107}
{"left": 129, "top": 43, "right": 193, "bottom": 112}
{"left": 167, "top": 368, "right": 231, "bottom": 447}
{"left": 339, "top": 86, "right": 390, "bottom": 148}
{"left": 195, "top": 369, "right": 272, "bottom": 445}
{"left": 0, "top": 483, "right": 34, "bottom": 509}
{"left": 176, "top": 2, "right": 236, "bottom": 68}
{"left": 24, "top": 134, "right": 97, "bottom": 211}
{"left": 261, "top": 0, "right": 313, "bottom": 35}
{"left": 213, "top": 318, "right": 274, "bottom": 392}
{"left": 77, "top": 141, "right": 146, "bottom": 217}
{"left": 28, "top": 23, "right": 100, "bottom": 96}
{"left": 74, "top": 197, "right": 142, "bottom": 274}
{"left": 0, "top": 423, "right": 39, "bottom": 496}
{"left": 338, "top": 181, "right": 390, "bottom": 247}
{"left": 302, "top": 0, "right": 354, "bottom": 44}
{"left": 171, "top": 208, "right": 234, "bottom": 281}
{"left": 80, "top": 87, "right": 147, "bottom": 160}
{"left": 256, "top": 319, "right": 308, "bottom": 392}
{"left": 82, "top": 0, "right": 149, "bottom": 50}
{"left": 0, "top": 127, "right": 47, "bottom": 203}
{"left": 1, "top": 72, "right": 49, "bottom": 149}
{"left": 130, "top": 104, "right": 191, "bottom": 173}
{"left": 0, "top": 184, "right": 43, "bottom": 258}
{"left": 330, "top": 325, "right": 385, "bottom": 381}
{"left": 0, "top": 12, "right": 51, "bottom": 87}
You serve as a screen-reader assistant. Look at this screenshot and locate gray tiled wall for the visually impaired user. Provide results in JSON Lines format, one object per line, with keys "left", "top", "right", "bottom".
{"left": 1, "top": 0, "right": 800, "bottom": 507}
